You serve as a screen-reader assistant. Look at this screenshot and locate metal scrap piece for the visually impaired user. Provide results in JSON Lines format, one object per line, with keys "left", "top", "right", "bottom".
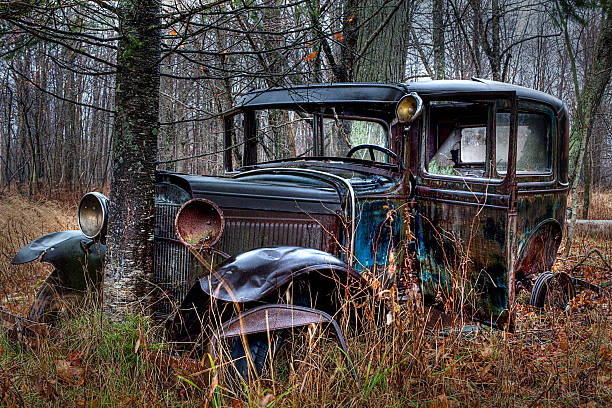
{"left": 209, "top": 304, "right": 357, "bottom": 380}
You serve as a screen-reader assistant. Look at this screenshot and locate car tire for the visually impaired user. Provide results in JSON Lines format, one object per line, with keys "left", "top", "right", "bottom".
{"left": 228, "top": 281, "right": 312, "bottom": 380}
{"left": 27, "top": 270, "right": 65, "bottom": 324}
{"left": 229, "top": 332, "right": 283, "bottom": 380}
{"left": 529, "top": 271, "right": 575, "bottom": 310}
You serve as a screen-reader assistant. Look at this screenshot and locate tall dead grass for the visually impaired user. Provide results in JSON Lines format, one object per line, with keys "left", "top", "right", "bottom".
{"left": 0, "top": 193, "right": 77, "bottom": 314}
{"left": 588, "top": 190, "right": 612, "bottom": 220}
{"left": 0, "top": 193, "right": 610, "bottom": 407}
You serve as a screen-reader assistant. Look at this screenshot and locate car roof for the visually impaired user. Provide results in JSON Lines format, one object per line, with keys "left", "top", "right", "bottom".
{"left": 234, "top": 78, "right": 565, "bottom": 113}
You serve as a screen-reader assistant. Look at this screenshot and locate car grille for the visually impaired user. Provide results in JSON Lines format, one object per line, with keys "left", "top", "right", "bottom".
{"left": 154, "top": 204, "right": 340, "bottom": 316}
{"left": 154, "top": 203, "right": 193, "bottom": 315}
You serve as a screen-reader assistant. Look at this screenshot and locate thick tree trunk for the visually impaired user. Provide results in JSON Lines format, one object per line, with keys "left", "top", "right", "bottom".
{"left": 103, "top": 0, "right": 161, "bottom": 319}
{"left": 354, "top": 0, "right": 413, "bottom": 82}
{"left": 339, "top": 0, "right": 358, "bottom": 82}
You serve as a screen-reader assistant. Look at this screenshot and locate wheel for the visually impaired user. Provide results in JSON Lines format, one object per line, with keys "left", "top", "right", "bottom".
{"left": 27, "top": 270, "right": 74, "bottom": 324}
{"left": 346, "top": 144, "right": 397, "bottom": 162}
{"left": 229, "top": 332, "right": 284, "bottom": 380}
{"left": 228, "top": 281, "right": 311, "bottom": 380}
{"left": 529, "top": 272, "right": 575, "bottom": 310}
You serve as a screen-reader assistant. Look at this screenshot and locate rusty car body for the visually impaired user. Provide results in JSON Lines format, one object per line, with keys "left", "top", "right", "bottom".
{"left": 10, "top": 79, "right": 572, "bottom": 375}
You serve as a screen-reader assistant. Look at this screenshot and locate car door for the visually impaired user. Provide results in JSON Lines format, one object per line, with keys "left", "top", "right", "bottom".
{"left": 414, "top": 93, "right": 517, "bottom": 325}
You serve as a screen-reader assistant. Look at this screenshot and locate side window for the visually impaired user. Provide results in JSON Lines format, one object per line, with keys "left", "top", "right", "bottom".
{"left": 496, "top": 111, "right": 552, "bottom": 174}
{"left": 426, "top": 101, "right": 490, "bottom": 177}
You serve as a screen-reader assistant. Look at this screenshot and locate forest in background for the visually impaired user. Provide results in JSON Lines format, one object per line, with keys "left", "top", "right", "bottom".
{"left": 0, "top": 2, "right": 611, "bottom": 406}
{"left": 0, "top": 0, "right": 610, "bottom": 213}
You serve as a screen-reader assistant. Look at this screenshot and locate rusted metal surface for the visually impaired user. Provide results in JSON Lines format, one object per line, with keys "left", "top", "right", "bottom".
{"left": 175, "top": 199, "right": 225, "bottom": 250}
{"left": 209, "top": 304, "right": 357, "bottom": 380}
{"left": 515, "top": 221, "right": 562, "bottom": 279}
{"left": 218, "top": 209, "right": 340, "bottom": 258}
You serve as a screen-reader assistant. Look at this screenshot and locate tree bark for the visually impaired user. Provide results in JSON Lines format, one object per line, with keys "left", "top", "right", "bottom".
{"left": 583, "top": 140, "right": 592, "bottom": 218}
{"left": 564, "top": 5, "right": 611, "bottom": 256}
{"left": 354, "top": 0, "right": 413, "bottom": 82}
{"left": 432, "top": 0, "right": 445, "bottom": 79}
{"left": 103, "top": 0, "right": 161, "bottom": 319}
{"left": 489, "top": 0, "right": 501, "bottom": 81}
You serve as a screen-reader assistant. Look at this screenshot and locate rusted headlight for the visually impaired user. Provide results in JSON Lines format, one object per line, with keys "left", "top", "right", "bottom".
{"left": 78, "top": 192, "right": 109, "bottom": 240}
{"left": 396, "top": 92, "right": 423, "bottom": 123}
{"left": 175, "top": 199, "right": 225, "bottom": 251}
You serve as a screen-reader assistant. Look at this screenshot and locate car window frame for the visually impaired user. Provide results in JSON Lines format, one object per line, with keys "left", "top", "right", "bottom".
{"left": 495, "top": 103, "right": 556, "bottom": 182}
{"left": 419, "top": 94, "right": 515, "bottom": 186}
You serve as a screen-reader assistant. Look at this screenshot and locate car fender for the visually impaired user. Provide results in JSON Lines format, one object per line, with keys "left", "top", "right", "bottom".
{"left": 12, "top": 230, "right": 106, "bottom": 291}
{"left": 199, "top": 246, "right": 354, "bottom": 303}
{"left": 169, "top": 246, "right": 359, "bottom": 343}
{"left": 515, "top": 220, "right": 562, "bottom": 279}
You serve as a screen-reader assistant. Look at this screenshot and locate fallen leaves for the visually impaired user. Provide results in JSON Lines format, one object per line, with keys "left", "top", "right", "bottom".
{"left": 55, "top": 356, "right": 85, "bottom": 386}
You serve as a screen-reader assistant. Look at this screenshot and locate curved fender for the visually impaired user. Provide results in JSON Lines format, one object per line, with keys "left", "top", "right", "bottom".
{"left": 199, "top": 246, "right": 352, "bottom": 303}
{"left": 515, "top": 220, "right": 562, "bottom": 279}
{"left": 11, "top": 230, "right": 106, "bottom": 291}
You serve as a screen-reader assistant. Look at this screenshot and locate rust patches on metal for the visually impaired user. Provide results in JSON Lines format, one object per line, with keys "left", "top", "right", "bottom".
{"left": 175, "top": 198, "right": 225, "bottom": 250}
{"left": 208, "top": 304, "right": 357, "bottom": 380}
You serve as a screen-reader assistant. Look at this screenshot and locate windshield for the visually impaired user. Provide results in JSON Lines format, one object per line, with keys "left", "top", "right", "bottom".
{"left": 225, "top": 108, "right": 390, "bottom": 170}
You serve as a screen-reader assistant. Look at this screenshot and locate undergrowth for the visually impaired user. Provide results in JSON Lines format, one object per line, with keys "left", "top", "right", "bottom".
{"left": 0, "top": 193, "right": 610, "bottom": 407}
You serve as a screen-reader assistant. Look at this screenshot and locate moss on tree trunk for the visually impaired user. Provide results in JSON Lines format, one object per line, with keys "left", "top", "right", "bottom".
{"left": 103, "top": 0, "right": 161, "bottom": 319}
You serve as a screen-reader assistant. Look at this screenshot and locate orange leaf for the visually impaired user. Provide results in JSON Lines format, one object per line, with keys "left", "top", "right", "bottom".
{"left": 306, "top": 41, "right": 312, "bottom": 47}
{"left": 334, "top": 33, "right": 344, "bottom": 42}
{"left": 303, "top": 51, "right": 317, "bottom": 61}
{"left": 346, "top": 13, "right": 355, "bottom": 23}
{"left": 169, "top": 29, "right": 177, "bottom": 36}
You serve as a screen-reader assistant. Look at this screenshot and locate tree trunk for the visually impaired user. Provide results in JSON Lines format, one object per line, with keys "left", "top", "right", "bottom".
{"left": 354, "top": 0, "right": 413, "bottom": 82}
{"left": 432, "top": 0, "right": 445, "bottom": 79}
{"left": 103, "top": 0, "right": 161, "bottom": 319}
{"left": 564, "top": 5, "right": 611, "bottom": 256}
{"left": 583, "top": 141, "right": 592, "bottom": 218}
{"left": 490, "top": 0, "right": 501, "bottom": 81}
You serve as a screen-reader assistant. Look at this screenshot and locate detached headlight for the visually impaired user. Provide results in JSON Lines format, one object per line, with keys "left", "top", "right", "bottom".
{"left": 78, "top": 192, "right": 109, "bottom": 240}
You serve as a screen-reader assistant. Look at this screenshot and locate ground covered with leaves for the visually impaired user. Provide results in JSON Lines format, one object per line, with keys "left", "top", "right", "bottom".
{"left": 0, "top": 193, "right": 610, "bottom": 407}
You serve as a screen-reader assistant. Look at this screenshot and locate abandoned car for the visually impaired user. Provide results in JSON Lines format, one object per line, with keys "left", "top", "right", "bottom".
{"left": 11, "top": 79, "right": 573, "bottom": 375}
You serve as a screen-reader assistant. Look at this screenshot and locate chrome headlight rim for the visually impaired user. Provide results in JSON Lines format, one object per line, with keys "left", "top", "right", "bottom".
{"left": 77, "top": 192, "right": 109, "bottom": 240}
{"left": 396, "top": 92, "right": 423, "bottom": 123}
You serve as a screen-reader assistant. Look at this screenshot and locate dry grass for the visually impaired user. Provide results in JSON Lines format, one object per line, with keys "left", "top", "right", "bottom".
{"left": 0, "top": 193, "right": 610, "bottom": 407}
{"left": 0, "top": 193, "right": 77, "bottom": 315}
{"left": 588, "top": 190, "right": 612, "bottom": 220}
